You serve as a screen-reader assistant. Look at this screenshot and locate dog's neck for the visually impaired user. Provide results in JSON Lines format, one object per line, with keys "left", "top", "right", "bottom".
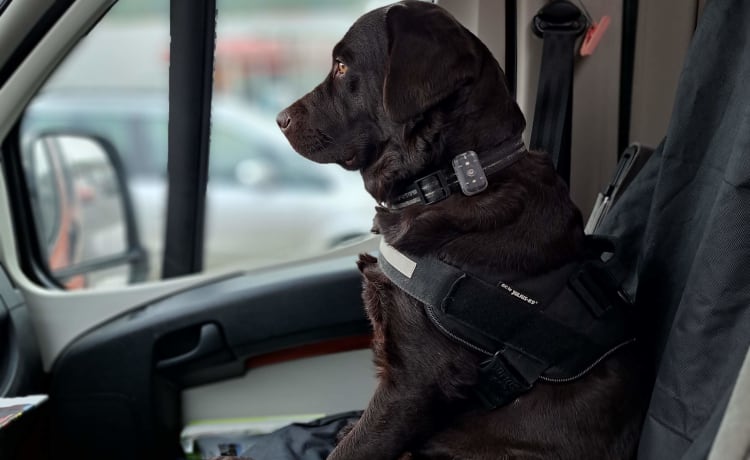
{"left": 360, "top": 55, "right": 584, "bottom": 276}
{"left": 362, "top": 107, "right": 517, "bottom": 205}
{"left": 369, "top": 144, "right": 585, "bottom": 277}
{"left": 382, "top": 136, "right": 528, "bottom": 210}
{"left": 363, "top": 51, "right": 525, "bottom": 207}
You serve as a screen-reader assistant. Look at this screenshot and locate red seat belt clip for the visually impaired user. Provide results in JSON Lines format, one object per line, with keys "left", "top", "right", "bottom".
{"left": 580, "top": 15, "right": 611, "bottom": 56}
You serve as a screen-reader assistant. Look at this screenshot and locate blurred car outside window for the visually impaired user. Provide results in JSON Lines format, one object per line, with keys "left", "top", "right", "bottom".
{"left": 20, "top": 0, "right": 389, "bottom": 289}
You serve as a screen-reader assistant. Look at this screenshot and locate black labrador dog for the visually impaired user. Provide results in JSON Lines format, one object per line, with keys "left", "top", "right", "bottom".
{"left": 278, "top": 2, "right": 646, "bottom": 459}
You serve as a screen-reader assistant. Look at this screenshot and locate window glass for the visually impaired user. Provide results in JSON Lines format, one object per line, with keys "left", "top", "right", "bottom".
{"left": 20, "top": 0, "right": 387, "bottom": 289}
{"left": 204, "top": 0, "right": 385, "bottom": 271}
{"left": 21, "top": 1, "right": 170, "bottom": 288}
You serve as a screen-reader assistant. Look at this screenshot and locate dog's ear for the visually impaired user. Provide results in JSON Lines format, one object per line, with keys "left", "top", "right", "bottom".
{"left": 383, "top": 3, "right": 480, "bottom": 123}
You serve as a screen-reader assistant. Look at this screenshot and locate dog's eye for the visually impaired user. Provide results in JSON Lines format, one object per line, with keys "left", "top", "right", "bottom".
{"left": 334, "top": 61, "right": 348, "bottom": 77}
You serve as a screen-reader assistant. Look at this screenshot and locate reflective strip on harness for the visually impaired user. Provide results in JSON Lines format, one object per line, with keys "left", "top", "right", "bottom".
{"left": 379, "top": 239, "right": 417, "bottom": 278}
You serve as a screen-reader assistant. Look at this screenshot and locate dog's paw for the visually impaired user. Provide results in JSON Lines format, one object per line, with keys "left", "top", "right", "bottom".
{"left": 357, "top": 253, "right": 378, "bottom": 272}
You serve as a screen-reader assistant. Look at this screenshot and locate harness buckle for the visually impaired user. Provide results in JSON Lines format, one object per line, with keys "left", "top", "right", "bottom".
{"left": 569, "top": 262, "right": 628, "bottom": 317}
{"left": 415, "top": 170, "right": 451, "bottom": 205}
{"left": 474, "top": 351, "right": 533, "bottom": 410}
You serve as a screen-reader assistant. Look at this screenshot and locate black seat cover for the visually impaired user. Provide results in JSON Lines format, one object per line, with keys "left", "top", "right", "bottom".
{"left": 596, "top": 0, "right": 750, "bottom": 457}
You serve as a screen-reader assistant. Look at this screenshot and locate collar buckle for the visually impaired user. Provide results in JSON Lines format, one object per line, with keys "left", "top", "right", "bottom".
{"left": 415, "top": 170, "right": 451, "bottom": 205}
{"left": 387, "top": 137, "right": 527, "bottom": 210}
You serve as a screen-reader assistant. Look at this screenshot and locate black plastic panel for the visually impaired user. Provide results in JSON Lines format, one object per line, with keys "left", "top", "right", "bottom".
{"left": 0, "top": 264, "right": 43, "bottom": 397}
{"left": 0, "top": 262, "right": 45, "bottom": 460}
{"left": 49, "top": 255, "right": 370, "bottom": 460}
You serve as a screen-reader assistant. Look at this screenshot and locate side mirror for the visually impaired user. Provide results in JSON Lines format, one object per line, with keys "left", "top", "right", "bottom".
{"left": 21, "top": 133, "right": 149, "bottom": 289}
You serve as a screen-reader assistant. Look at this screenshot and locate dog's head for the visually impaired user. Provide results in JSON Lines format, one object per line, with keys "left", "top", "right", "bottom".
{"left": 278, "top": 1, "right": 525, "bottom": 203}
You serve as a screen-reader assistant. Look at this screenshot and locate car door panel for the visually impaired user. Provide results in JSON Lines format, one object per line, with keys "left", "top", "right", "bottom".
{"left": 183, "top": 348, "right": 375, "bottom": 423}
{"left": 49, "top": 254, "right": 373, "bottom": 460}
{"left": 0, "top": 265, "right": 43, "bottom": 397}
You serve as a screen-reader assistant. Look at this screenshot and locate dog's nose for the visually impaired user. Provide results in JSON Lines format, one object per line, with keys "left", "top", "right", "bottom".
{"left": 276, "top": 111, "right": 292, "bottom": 131}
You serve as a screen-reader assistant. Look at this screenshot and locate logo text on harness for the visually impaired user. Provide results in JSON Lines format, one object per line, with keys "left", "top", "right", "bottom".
{"left": 499, "top": 283, "right": 539, "bottom": 305}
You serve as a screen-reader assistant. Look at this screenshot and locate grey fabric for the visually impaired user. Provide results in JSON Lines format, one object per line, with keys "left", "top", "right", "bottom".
{"left": 239, "top": 411, "right": 362, "bottom": 460}
{"left": 708, "top": 348, "right": 750, "bottom": 460}
{"left": 596, "top": 141, "right": 662, "bottom": 300}
{"left": 597, "top": 0, "right": 750, "bottom": 458}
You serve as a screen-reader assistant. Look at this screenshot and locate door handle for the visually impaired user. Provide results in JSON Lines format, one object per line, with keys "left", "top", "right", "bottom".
{"left": 156, "top": 323, "right": 225, "bottom": 369}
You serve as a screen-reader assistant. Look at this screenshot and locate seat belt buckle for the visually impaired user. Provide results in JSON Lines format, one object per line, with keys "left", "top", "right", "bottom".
{"left": 473, "top": 351, "right": 533, "bottom": 410}
{"left": 532, "top": 1, "right": 588, "bottom": 38}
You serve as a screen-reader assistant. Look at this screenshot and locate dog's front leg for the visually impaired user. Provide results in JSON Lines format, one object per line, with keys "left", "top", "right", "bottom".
{"left": 327, "top": 382, "right": 439, "bottom": 460}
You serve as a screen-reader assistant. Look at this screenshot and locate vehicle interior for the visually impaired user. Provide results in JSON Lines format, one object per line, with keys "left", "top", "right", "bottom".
{"left": 0, "top": 0, "right": 748, "bottom": 459}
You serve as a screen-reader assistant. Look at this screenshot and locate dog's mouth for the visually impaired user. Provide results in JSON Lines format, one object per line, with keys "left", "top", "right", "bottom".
{"left": 339, "top": 153, "right": 360, "bottom": 170}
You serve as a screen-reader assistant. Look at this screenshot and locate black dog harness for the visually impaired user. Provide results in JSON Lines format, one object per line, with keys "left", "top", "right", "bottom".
{"left": 378, "top": 237, "right": 635, "bottom": 409}
{"left": 379, "top": 138, "right": 635, "bottom": 408}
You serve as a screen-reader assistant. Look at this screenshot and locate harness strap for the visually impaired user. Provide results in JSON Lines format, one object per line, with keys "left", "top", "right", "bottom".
{"left": 378, "top": 237, "right": 634, "bottom": 409}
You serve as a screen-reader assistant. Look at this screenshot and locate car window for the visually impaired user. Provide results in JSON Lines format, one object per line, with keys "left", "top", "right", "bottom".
{"left": 18, "top": 0, "right": 385, "bottom": 289}
{"left": 203, "top": 0, "right": 384, "bottom": 272}
{"left": 141, "top": 113, "right": 328, "bottom": 191}
{"left": 210, "top": 125, "right": 262, "bottom": 183}
{"left": 24, "top": 110, "right": 149, "bottom": 178}
{"left": 19, "top": 1, "right": 170, "bottom": 288}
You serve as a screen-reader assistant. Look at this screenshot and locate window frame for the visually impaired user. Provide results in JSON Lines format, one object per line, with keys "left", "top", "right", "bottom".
{"left": 161, "top": 0, "right": 217, "bottom": 279}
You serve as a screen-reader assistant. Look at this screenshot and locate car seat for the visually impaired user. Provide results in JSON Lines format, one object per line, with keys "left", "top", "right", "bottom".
{"left": 593, "top": 0, "right": 750, "bottom": 457}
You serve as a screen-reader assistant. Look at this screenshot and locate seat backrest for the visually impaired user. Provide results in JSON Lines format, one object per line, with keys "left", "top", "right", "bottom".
{"left": 595, "top": 0, "right": 750, "bottom": 458}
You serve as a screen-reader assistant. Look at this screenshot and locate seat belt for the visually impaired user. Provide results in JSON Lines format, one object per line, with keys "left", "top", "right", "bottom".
{"left": 529, "top": 1, "right": 587, "bottom": 186}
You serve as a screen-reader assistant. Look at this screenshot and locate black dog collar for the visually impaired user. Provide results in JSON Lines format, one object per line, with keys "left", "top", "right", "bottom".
{"left": 386, "top": 136, "right": 527, "bottom": 210}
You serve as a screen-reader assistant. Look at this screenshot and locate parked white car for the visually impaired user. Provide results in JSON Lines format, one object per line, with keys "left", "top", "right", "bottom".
{"left": 23, "top": 90, "right": 377, "bottom": 278}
